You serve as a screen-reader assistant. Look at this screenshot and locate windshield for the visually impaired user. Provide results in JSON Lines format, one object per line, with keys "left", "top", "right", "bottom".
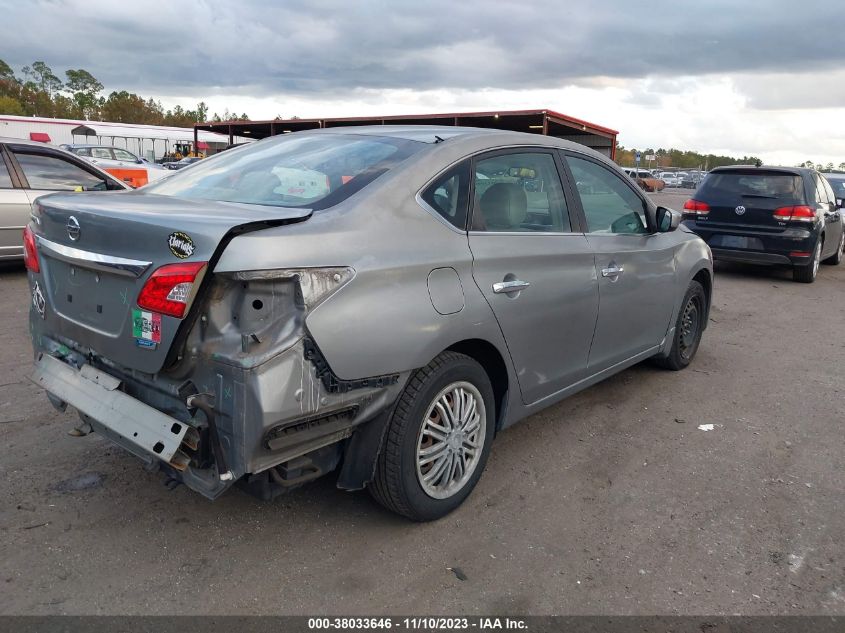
{"left": 145, "top": 133, "right": 422, "bottom": 208}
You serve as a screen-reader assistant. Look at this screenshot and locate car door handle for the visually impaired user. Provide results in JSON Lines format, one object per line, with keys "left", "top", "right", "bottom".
{"left": 492, "top": 279, "right": 531, "bottom": 294}
{"left": 601, "top": 265, "right": 625, "bottom": 278}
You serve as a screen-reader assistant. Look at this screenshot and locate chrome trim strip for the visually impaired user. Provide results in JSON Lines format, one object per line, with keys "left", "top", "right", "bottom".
{"left": 36, "top": 236, "right": 152, "bottom": 278}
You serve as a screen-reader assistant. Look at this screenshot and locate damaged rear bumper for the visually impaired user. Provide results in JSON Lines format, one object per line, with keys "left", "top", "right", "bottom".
{"left": 31, "top": 353, "right": 198, "bottom": 471}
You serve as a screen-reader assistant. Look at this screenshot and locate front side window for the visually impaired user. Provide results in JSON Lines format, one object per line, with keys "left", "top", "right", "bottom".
{"left": 566, "top": 155, "right": 648, "bottom": 234}
{"left": 145, "top": 133, "right": 422, "bottom": 209}
{"left": 471, "top": 152, "right": 570, "bottom": 232}
{"left": 420, "top": 160, "right": 470, "bottom": 229}
{"left": 14, "top": 151, "right": 110, "bottom": 191}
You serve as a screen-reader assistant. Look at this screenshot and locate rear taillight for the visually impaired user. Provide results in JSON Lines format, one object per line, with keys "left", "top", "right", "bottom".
{"left": 137, "top": 261, "right": 207, "bottom": 318}
{"left": 683, "top": 199, "right": 710, "bottom": 215}
{"left": 22, "top": 226, "right": 40, "bottom": 273}
{"left": 774, "top": 205, "right": 815, "bottom": 223}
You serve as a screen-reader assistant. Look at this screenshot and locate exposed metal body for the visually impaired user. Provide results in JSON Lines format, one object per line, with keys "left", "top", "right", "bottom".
{"left": 26, "top": 126, "right": 712, "bottom": 501}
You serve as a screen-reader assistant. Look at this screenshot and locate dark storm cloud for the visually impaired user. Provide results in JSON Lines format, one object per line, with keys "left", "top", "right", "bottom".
{"left": 3, "top": 0, "right": 844, "bottom": 102}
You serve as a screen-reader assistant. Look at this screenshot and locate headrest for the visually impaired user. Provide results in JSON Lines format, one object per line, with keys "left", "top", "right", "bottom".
{"left": 479, "top": 183, "right": 527, "bottom": 229}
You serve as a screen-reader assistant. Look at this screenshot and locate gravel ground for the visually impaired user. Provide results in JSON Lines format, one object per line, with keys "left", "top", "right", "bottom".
{"left": 1, "top": 190, "right": 843, "bottom": 615}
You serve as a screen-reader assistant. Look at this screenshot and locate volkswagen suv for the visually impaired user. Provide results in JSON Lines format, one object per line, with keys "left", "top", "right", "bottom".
{"left": 682, "top": 166, "right": 845, "bottom": 282}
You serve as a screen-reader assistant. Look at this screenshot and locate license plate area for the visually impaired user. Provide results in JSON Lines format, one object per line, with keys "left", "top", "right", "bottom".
{"left": 710, "top": 235, "right": 764, "bottom": 250}
{"left": 44, "top": 259, "right": 134, "bottom": 335}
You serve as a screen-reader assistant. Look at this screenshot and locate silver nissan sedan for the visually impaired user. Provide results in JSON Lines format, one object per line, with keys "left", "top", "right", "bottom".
{"left": 26, "top": 126, "right": 712, "bottom": 521}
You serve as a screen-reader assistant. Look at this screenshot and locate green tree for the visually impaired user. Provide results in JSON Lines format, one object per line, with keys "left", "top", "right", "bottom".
{"left": 0, "top": 95, "right": 24, "bottom": 115}
{"left": 0, "top": 59, "right": 16, "bottom": 83}
{"left": 22, "top": 61, "right": 62, "bottom": 96}
{"left": 64, "top": 68, "right": 103, "bottom": 119}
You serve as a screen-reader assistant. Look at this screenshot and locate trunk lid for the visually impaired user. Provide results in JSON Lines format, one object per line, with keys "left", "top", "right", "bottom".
{"left": 31, "top": 190, "right": 311, "bottom": 374}
{"left": 695, "top": 170, "right": 806, "bottom": 232}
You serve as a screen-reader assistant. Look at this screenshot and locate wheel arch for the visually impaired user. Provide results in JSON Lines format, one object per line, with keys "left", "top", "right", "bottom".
{"left": 336, "top": 337, "right": 512, "bottom": 491}
{"left": 445, "top": 338, "right": 510, "bottom": 432}
{"left": 691, "top": 267, "right": 713, "bottom": 328}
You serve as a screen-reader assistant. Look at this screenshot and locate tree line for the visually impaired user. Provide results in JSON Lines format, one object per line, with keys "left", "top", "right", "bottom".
{"left": 615, "top": 145, "right": 762, "bottom": 171}
{"left": 0, "top": 59, "right": 250, "bottom": 127}
{"left": 616, "top": 145, "right": 845, "bottom": 173}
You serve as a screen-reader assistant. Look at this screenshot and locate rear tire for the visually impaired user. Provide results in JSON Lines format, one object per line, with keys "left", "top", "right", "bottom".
{"left": 654, "top": 280, "right": 706, "bottom": 371}
{"left": 823, "top": 231, "right": 844, "bottom": 266}
{"left": 370, "top": 352, "right": 495, "bottom": 521}
{"left": 794, "top": 239, "right": 822, "bottom": 283}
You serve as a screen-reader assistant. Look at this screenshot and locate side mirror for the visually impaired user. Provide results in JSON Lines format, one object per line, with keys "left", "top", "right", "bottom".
{"left": 656, "top": 206, "right": 681, "bottom": 232}
{"left": 836, "top": 198, "right": 844, "bottom": 210}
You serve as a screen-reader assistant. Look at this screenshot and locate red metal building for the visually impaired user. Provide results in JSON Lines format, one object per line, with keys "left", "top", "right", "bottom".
{"left": 194, "top": 108, "right": 618, "bottom": 159}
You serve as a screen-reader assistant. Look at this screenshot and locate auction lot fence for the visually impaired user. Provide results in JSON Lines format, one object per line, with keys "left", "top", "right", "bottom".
{"left": 2, "top": 617, "right": 844, "bottom": 633}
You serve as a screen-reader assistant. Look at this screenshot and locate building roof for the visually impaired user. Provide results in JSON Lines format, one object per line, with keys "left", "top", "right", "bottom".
{"left": 196, "top": 108, "right": 618, "bottom": 140}
{"left": 0, "top": 115, "right": 232, "bottom": 144}
{"left": 70, "top": 122, "right": 229, "bottom": 144}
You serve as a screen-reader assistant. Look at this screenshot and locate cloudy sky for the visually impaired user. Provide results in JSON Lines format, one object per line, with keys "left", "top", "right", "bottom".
{"left": 3, "top": 0, "right": 845, "bottom": 165}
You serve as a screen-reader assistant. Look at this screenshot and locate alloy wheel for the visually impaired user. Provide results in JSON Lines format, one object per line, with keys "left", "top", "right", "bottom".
{"left": 415, "top": 381, "right": 486, "bottom": 500}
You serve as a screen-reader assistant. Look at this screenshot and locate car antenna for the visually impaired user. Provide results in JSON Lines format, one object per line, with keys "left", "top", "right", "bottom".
{"left": 434, "top": 135, "right": 445, "bottom": 143}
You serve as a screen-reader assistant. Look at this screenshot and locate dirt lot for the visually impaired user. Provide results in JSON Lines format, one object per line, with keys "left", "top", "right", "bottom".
{"left": 1, "top": 190, "right": 844, "bottom": 615}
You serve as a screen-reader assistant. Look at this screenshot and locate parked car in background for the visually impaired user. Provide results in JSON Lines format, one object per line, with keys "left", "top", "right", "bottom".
{"left": 26, "top": 126, "right": 712, "bottom": 521}
{"left": 659, "top": 172, "right": 681, "bottom": 187}
{"left": 163, "top": 156, "right": 203, "bottom": 170}
{"left": 681, "top": 171, "right": 704, "bottom": 189}
{"left": 622, "top": 168, "right": 665, "bottom": 192}
{"left": 823, "top": 173, "right": 845, "bottom": 207}
{"left": 0, "top": 137, "right": 128, "bottom": 260}
{"left": 682, "top": 166, "right": 844, "bottom": 283}
{"left": 61, "top": 144, "right": 169, "bottom": 188}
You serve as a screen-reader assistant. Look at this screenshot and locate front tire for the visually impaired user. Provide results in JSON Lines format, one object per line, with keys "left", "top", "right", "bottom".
{"left": 794, "top": 239, "right": 822, "bottom": 283}
{"left": 654, "top": 280, "right": 706, "bottom": 371}
{"left": 370, "top": 352, "right": 495, "bottom": 521}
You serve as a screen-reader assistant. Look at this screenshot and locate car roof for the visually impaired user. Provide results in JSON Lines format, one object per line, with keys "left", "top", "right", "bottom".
{"left": 282, "top": 124, "right": 601, "bottom": 148}
{"left": 61, "top": 144, "right": 124, "bottom": 149}
{"left": 710, "top": 165, "right": 811, "bottom": 176}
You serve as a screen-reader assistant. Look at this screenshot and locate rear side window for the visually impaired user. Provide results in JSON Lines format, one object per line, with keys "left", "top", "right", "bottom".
{"left": 91, "top": 147, "right": 112, "bottom": 159}
{"left": 697, "top": 171, "right": 806, "bottom": 204}
{"left": 421, "top": 160, "right": 470, "bottom": 229}
{"left": 145, "top": 133, "right": 423, "bottom": 209}
{"left": 14, "top": 151, "right": 110, "bottom": 191}
{"left": 814, "top": 174, "right": 829, "bottom": 205}
{"left": 0, "top": 157, "right": 12, "bottom": 188}
{"left": 471, "top": 152, "right": 570, "bottom": 232}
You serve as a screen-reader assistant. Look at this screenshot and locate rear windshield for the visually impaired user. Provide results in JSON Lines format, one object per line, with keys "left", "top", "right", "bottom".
{"left": 145, "top": 133, "right": 422, "bottom": 209}
{"left": 697, "top": 171, "right": 806, "bottom": 204}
